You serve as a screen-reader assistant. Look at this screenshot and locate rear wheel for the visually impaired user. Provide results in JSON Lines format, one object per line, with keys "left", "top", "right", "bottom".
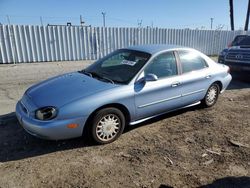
{"left": 91, "top": 108, "right": 125, "bottom": 144}
{"left": 202, "top": 83, "right": 220, "bottom": 107}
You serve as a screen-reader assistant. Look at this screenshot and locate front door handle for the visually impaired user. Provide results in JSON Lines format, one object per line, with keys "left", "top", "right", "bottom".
{"left": 171, "top": 81, "right": 181, "bottom": 87}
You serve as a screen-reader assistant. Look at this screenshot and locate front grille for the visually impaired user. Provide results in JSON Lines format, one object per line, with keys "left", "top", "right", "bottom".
{"left": 20, "top": 94, "right": 38, "bottom": 118}
{"left": 225, "top": 49, "right": 250, "bottom": 63}
{"left": 20, "top": 101, "right": 28, "bottom": 114}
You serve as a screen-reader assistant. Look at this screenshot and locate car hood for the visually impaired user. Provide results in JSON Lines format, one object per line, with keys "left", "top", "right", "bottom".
{"left": 25, "top": 72, "right": 118, "bottom": 108}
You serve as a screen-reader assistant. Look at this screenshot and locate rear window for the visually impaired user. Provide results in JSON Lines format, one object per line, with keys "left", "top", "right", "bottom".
{"left": 232, "top": 35, "right": 247, "bottom": 46}
{"left": 238, "top": 36, "right": 250, "bottom": 46}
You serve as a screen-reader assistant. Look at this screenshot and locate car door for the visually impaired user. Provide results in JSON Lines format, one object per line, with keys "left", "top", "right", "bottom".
{"left": 134, "top": 51, "right": 183, "bottom": 120}
{"left": 176, "top": 50, "right": 211, "bottom": 106}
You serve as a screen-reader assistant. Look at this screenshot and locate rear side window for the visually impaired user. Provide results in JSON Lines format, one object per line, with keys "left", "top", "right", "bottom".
{"left": 178, "top": 51, "right": 208, "bottom": 73}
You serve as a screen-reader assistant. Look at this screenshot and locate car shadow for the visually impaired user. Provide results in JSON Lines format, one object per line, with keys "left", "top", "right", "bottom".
{"left": 158, "top": 176, "right": 250, "bottom": 188}
{"left": 124, "top": 104, "right": 201, "bottom": 133}
{"left": 0, "top": 104, "right": 202, "bottom": 162}
{"left": 0, "top": 112, "right": 96, "bottom": 162}
{"left": 226, "top": 77, "right": 250, "bottom": 90}
{"left": 198, "top": 176, "right": 250, "bottom": 188}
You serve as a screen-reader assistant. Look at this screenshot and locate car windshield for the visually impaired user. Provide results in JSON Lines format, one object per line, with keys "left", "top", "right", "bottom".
{"left": 83, "top": 49, "right": 151, "bottom": 84}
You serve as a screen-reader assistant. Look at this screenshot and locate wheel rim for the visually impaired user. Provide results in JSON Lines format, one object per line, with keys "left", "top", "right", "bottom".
{"left": 206, "top": 85, "right": 218, "bottom": 105}
{"left": 96, "top": 114, "right": 120, "bottom": 142}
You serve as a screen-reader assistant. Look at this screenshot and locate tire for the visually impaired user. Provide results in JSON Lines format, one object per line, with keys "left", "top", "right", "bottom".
{"left": 91, "top": 107, "right": 125, "bottom": 144}
{"left": 202, "top": 83, "right": 220, "bottom": 107}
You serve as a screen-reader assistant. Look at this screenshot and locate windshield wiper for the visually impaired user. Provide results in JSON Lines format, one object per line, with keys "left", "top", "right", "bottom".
{"left": 79, "top": 70, "right": 93, "bottom": 77}
{"left": 101, "top": 76, "right": 115, "bottom": 84}
{"left": 80, "top": 69, "right": 116, "bottom": 84}
{"left": 89, "top": 71, "right": 115, "bottom": 84}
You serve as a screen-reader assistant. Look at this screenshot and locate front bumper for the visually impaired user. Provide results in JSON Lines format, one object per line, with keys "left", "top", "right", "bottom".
{"left": 16, "top": 101, "right": 87, "bottom": 140}
{"left": 224, "top": 61, "right": 250, "bottom": 72}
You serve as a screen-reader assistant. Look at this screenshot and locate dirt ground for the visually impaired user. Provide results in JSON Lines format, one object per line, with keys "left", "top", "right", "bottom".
{"left": 0, "top": 61, "right": 249, "bottom": 188}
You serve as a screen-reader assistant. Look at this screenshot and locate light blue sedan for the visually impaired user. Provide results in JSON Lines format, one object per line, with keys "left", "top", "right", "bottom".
{"left": 16, "top": 45, "right": 232, "bottom": 144}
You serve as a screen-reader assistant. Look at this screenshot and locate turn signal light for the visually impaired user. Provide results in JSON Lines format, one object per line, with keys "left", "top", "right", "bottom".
{"left": 67, "top": 124, "right": 79, "bottom": 129}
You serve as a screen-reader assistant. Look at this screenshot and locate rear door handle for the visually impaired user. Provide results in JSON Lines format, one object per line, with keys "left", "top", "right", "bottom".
{"left": 171, "top": 81, "right": 181, "bottom": 87}
{"left": 205, "top": 75, "right": 212, "bottom": 79}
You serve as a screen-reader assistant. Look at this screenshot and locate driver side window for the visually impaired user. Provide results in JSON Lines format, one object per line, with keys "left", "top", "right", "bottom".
{"left": 144, "top": 52, "right": 177, "bottom": 79}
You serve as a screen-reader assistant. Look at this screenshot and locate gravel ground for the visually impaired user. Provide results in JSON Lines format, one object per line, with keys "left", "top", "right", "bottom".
{"left": 0, "top": 61, "right": 249, "bottom": 188}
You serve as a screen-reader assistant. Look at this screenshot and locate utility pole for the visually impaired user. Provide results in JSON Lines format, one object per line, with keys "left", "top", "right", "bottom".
{"left": 40, "top": 16, "right": 43, "bottom": 26}
{"left": 210, "top": 18, "right": 214, "bottom": 29}
{"left": 137, "top": 19, "right": 142, "bottom": 28}
{"left": 80, "top": 15, "right": 85, "bottom": 26}
{"left": 6, "top": 15, "right": 11, "bottom": 25}
{"left": 244, "top": 0, "right": 250, "bottom": 31}
{"left": 229, "top": 0, "right": 234, "bottom": 30}
{"left": 101, "top": 12, "right": 106, "bottom": 27}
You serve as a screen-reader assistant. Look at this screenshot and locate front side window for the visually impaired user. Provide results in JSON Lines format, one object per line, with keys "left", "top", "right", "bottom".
{"left": 178, "top": 50, "right": 208, "bottom": 73}
{"left": 144, "top": 52, "right": 178, "bottom": 79}
{"left": 85, "top": 49, "right": 151, "bottom": 84}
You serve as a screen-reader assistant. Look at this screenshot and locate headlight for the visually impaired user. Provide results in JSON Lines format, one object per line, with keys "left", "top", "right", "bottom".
{"left": 35, "top": 107, "right": 57, "bottom": 120}
{"left": 220, "top": 51, "right": 227, "bottom": 56}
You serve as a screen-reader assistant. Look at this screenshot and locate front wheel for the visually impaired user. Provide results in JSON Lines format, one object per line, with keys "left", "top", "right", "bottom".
{"left": 91, "top": 108, "right": 125, "bottom": 144}
{"left": 202, "top": 83, "right": 220, "bottom": 107}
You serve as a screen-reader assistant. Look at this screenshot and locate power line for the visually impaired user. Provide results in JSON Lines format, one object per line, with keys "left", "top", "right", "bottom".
{"left": 107, "top": 17, "right": 137, "bottom": 26}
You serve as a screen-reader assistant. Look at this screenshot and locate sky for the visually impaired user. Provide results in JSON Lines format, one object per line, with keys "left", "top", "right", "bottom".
{"left": 0, "top": 0, "right": 249, "bottom": 30}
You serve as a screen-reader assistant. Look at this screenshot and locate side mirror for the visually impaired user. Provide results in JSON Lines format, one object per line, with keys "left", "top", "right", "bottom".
{"left": 144, "top": 74, "right": 158, "bottom": 82}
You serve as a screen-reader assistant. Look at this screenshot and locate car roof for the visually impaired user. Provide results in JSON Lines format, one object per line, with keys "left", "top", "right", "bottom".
{"left": 235, "top": 34, "right": 248, "bottom": 37}
{"left": 124, "top": 44, "right": 189, "bottom": 55}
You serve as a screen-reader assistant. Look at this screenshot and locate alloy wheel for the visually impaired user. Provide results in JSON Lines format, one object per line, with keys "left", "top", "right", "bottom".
{"left": 96, "top": 114, "right": 121, "bottom": 142}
